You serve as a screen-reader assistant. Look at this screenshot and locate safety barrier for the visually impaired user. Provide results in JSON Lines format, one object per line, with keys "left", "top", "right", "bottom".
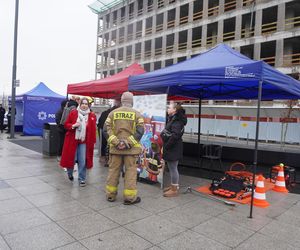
{"left": 166, "top": 45, "right": 173, "bottom": 54}
{"left": 192, "top": 38, "right": 202, "bottom": 48}
{"left": 283, "top": 53, "right": 300, "bottom": 66}
{"left": 223, "top": 31, "right": 235, "bottom": 41}
{"left": 206, "top": 35, "right": 218, "bottom": 46}
{"left": 145, "top": 27, "right": 152, "bottom": 35}
{"left": 241, "top": 28, "right": 254, "bottom": 38}
{"left": 224, "top": 0, "right": 236, "bottom": 12}
{"left": 156, "top": 23, "right": 164, "bottom": 32}
{"left": 167, "top": 19, "right": 175, "bottom": 29}
{"left": 261, "top": 56, "right": 276, "bottom": 66}
{"left": 178, "top": 42, "right": 187, "bottom": 51}
{"left": 208, "top": 5, "right": 219, "bottom": 17}
{"left": 180, "top": 16, "right": 189, "bottom": 25}
{"left": 285, "top": 16, "right": 300, "bottom": 29}
{"left": 193, "top": 10, "right": 203, "bottom": 21}
{"left": 261, "top": 21, "right": 277, "bottom": 34}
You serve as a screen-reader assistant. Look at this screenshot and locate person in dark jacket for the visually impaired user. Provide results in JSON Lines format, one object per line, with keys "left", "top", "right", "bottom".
{"left": 6, "top": 107, "right": 16, "bottom": 134}
{"left": 161, "top": 102, "right": 187, "bottom": 197}
{"left": 55, "top": 100, "right": 68, "bottom": 161}
{"left": 0, "top": 104, "right": 5, "bottom": 133}
{"left": 97, "top": 100, "right": 120, "bottom": 163}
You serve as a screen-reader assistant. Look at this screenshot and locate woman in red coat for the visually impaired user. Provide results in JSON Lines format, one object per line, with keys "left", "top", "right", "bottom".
{"left": 60, "top": 97, "right": 96, "bottom": 186}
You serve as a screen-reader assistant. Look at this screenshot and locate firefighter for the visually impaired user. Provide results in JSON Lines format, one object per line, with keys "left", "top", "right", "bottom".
{"left": 104, "top": 92, "right": 144, "bottom": 205}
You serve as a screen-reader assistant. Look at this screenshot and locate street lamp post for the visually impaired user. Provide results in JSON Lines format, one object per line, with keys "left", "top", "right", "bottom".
{"left": 10, "top": 0, "right": 19, "bottom": 139}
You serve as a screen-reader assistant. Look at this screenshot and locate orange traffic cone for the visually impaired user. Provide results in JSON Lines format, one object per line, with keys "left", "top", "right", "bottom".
{"left": 253, "top": 175, "right": 269, "bottom": 208}
{"left": 273, "top": 166, "right": 289, "bottom": 193}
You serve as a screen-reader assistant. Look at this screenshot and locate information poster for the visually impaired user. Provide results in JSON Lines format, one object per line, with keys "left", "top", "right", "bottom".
{"left": 133, "top": 94, "right": 167, "bottom": 187}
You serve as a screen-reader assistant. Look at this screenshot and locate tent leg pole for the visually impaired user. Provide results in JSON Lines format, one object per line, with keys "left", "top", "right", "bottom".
{"left": 198, "top": 99, "right": 202, "bottom": 167}
{"left": 249, "top": 80, "right": 263, "bottom": 219}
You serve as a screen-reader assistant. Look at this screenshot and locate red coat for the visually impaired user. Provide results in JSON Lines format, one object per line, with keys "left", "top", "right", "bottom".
{"left": 60, "top": 109, "right": 96, "bottom": 169}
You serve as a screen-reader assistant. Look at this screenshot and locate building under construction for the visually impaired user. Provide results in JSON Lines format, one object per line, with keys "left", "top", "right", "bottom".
{"left": 90, "top": 0, "right": 300, "bottom": 80}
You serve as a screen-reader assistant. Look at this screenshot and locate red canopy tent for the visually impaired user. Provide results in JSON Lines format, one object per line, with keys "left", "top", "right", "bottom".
{"left": 67, "top": 63, "right": 146, "bottom": 99}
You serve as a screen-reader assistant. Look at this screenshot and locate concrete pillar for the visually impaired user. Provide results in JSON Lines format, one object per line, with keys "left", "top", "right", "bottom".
{"left": 254, "top": 9, "right": 262, "bottom": 36}
{"left": 187, "top": 28, "right": 192, "bottom": 51}
{"left": 132, "top": 22, "right": 137, "bottom": 40}
{"left": 254, "top": 43, "right": 261, "bottom": 60}
{"left": 202, "top": 24, "right": 207, "bottom": 47}
{"left": 151, "top": 38, "right": 155, "bottom": 58}
{"left": 163, "top": 11, "right": 168, "bottom": 31}
{"left": 141, "top": 40, "right": 145, "bottom": 61}
{"left": 217, "top": 20, "right": 224, "bottom": 43}
{"left": 203, "top": 0, "right": 209, "bottom": 19}
{"left": 275, "top": 39, "right": 284, "bottom": 67}
{"left": 143, "top": 0, "right": 147, "bottom": 13}
{"left": 162, "top": 35, "right": 167, "bottom": 54}
{"left": 175, "top": 6, "right": 180, "bottom": 27}
{"left": 235, "top": 15, "right": 242, "bottom": 40}
{"left": 125, "top": 3, "right": 129, "bottom": 22}
{"left": 219, "top": 0, "right": 225, "bottom": 15}
{"left": 236, "top": 0, "right": 243, "bottom": 10}
{"left": 277, "top": 3, "right": 286, "bottom": 32}
{"left": 174, "top": 32, "right": 179, "bottom": 52}
{"left": 188, "top": 1, "right": 194, "bottom": 23}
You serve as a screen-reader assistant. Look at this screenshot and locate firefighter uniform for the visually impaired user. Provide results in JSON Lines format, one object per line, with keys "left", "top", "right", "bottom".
{"left": 104, "top": 92, "right": 144, "bottom": 203}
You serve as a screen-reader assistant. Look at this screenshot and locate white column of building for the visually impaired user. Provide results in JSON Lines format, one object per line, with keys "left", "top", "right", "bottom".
{"left": 254, "top": 8, "right": 262, "bottom": 37}
{"left": 201, "top": 24, "right": 207, "bottom": 47}
{"left": 203, "top": 0, "right": 209, "bottom": 20}
{"left": 217, "top": 19, "right": 224, "bottom": 43}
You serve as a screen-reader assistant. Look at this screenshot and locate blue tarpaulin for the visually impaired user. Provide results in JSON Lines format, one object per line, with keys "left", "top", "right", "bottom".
{"left": 13, "top": 82, "right": 65, "bottom": 136}
{"left": 129, "top": 44, "right": 300, "bottom": 100}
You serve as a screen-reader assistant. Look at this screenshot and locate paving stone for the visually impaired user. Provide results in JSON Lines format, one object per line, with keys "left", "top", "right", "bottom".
{"left": 99, "top": 204, "right": 152, "bottom": 225}
{"left": 78, "top": 193, "right": 122, "bottom": 211}
{"left": 55, "top": 242, "right": 88, "bottom": 250}
{"left": 0, "top": 187, "right": 21, "bottom": 201}
{"left": 218, "top": 209, "right": 272, "bottom": 231}
{"left": 6, "top": 176, "right": 45, "bottom": 187}
{"left": 80, "top": 227, "right": 152, "bottom": 250}
{"left": 61, "top": 185, "right": 101, "bottom": 199}
{"left": 57, "top": 212, "right": 118, "bottom": 240}
{"left": 124, "top": 215, "right": 186, "bottom": 245}
{"left": 180, "top": 198, "right": 229, "bottom": 217}
{"left": 0, "top": 169, "right": 33, "bottom": 179}
{"left": 0, "top": 180, "right": 10, "bottom": 189}
{"left": 193, "top": 217, "right": 254, "bottom": 248}
{"left": 236, "top": 232, "right": 295, "bottom": 250}
{"left": 26, "top": 191, "right": 73, "bottom": 207}
{"left": 146, "top": 246, "right": 162, "bottom": 250}
{"left": 0, "top": 197, "right": 34, "bottom": 215}
{"left": 0, "top": 235, "right": 10, "bottom": 250}
{"left": 158, "top": 206, "right": 211, "bottom": 228}
{"left": 39, "top": 200, "right": 91, "bottom": 221}
{"left": 135, "top": 196, "right": 179, "bottom": 213}
{"left": 259, "top": 220, "right": 300, "bottom": 247}
{"left": 4, "top": 223, "right": 74, "bottom": 250}
{"left": 159, "top": 230, "right": 230, "bottom": 250}
{"left": 15, "top": 182, "right": 57, "bottom": 196}
{"left": 0, "top": 208, "right": 51, "bottom": 235}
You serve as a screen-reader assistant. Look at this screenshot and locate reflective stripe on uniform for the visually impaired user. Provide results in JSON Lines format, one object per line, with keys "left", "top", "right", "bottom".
{"left": 128, "top": 135, "right": 138, "bottom": 145}
{"left": 137, "top": 118, "right": 144, "bottom": 125}
{"left": 106, "top": 117, "right": 111, "bottom": 123}
{"left": 123, "top": 189, "right": 137, "bottom": 197}
{"left": 106, "top": 185, "right": 118, "bottom": 193}
{"left": 113, "top": 112, "right": 136, "bottom": 121}
{"left": 108, "top": 135, "right": 117, "bottom": 144}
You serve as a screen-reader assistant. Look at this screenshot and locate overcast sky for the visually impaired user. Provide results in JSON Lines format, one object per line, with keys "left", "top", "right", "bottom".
{"left": 0, "top": 0, "right": 97, "bottom": 97}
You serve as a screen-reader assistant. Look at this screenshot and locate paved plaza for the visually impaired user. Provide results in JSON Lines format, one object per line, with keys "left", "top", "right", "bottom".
{"left": 1, "top": 134, "right": 300, "bottom": 249}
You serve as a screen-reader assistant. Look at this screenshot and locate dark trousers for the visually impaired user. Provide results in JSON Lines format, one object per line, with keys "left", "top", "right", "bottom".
{"left": 0, "top": 118, "right": 3, "bottom": 132}
{"left": 57, "top": 130, "right": 66, "bottom": 156}
{"left": 101, "top": 130, "right": 108, "bottom": 156}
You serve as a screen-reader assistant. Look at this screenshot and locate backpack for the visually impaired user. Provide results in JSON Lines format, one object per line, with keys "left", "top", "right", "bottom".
{"left": 60, "top": 105, "right": 76, "bottom": 125}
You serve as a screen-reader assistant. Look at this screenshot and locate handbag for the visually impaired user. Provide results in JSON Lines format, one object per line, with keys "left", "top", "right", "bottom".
{"left": 160, "top": 128, "right": 172, "bottom": 142}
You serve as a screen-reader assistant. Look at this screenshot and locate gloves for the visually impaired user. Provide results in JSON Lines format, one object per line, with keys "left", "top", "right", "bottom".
{"left": 116, "top": 139, "right": 131, "bottom": 150}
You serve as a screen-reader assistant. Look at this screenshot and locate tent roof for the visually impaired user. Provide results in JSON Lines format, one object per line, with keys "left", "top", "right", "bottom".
{"left": 20, "top": 82, "right": 64, "bottom": 99}
{"left": 129, "top": 44, "right": 300, "bottom": 100}
{"left": 67, "top": 63, "right": 146, "bottom": 99}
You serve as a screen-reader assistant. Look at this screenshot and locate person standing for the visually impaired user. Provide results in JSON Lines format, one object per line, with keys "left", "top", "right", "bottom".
{"left": 161, "top": 102, "right": 187, "bottom": 197}
{"left": 97, "top": 100, "right": 120, "bottom": 164}
{"left": 60, "top": 98, "right": 96, "bottom": 186}
{"left": 0, "top": 104, "right": 5, "bottom": 133}
{"left": 104, "top": 92, "right": 144, "bottom": 205}
{"left": 6, "top": 107, "right": 16, "bottom": 134}
{"left": 55, "top": 100, "right": 68, "bottom": 161}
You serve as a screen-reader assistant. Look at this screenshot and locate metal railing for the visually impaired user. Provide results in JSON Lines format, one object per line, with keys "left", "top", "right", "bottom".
{"left": 147, "top": 4, "right": 153, "bottom": 12}
{"left": 155, "top": 48, "right": 162, "bottom": 56}
{"left": 178, "top": 42, "right": 187, "bottom": 51}
{"left": 158, "top": 0, "right": 164, "bottom": 8}
{"left": 243, "top": 0, "right": 254, "bottom": 6}
{"left": 166, "top": 45, "right": 173, "bottom": 54}
{"left": 119, "top": 36, "right": 124, "bottom": 43}
{"left": 167, "top": 19, "right": 175, "bottom": 28}
{"left": 261, "top": 21, "right": 277, "bottom": 34}
{"left": 285, "top": 16, "right": 300, "bottom": 29}
{"left": 125, "top": 55, "right": 132, "bottom": 61}
{"left": 144, "top": 51, "right": 152, "bottom": 58}
{"left": 208, "top": 5, "right": 219, "bottom": 17}
{"left": 137, "top": 8, "right": 143, "bottom": 16}
{"left": 192, "top": 38, "right": 202, "bottom": 48}
{"left": 180, "top": 16, "right": 189, "bottom": 25}
{"left": 120, "top": 16, "right": 125, "bottom": 23}
{"left": 129, "top": 12, "right": 134, "bottom": 19}
{"left": 241, "top": 28, "right": 254, "bottom": 38}
{"left": 283, "top": 53, "right": 300, "bottom": 66}
{"left": 135, "top": 53, "right": 142, "bottom": 60}
{"left": 156, "top": 23, "right": 163, "bottom": 32}
{"left": 127, "top": 34, "right": 133, "bottom": 41}
{"left": 193, "top": 10, "right": 203, "bottom": 21}
{"left": 206, "top": 35, "right": 218, "bottom": 46}
{"left": 224, "top": 0, "right": 236, "bottom": 12}
{"left": 136, "top": 30, "right": 142, "bottom": 38}
{"left": 261, "top": 56, "right": 275, "bottom": 66}
{"left": 223, "top": 31, "right": 235, "bottom": 41}
{"left": 145, "top": 27, "right": 152, "bottom": 35}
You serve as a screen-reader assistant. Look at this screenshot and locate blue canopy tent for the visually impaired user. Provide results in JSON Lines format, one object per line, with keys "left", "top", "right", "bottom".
{"left": 129, "top": 44, "right": 300, "bottom": 217}
{"left": 13, "top": 82, "right": 65, "bottom": 136}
